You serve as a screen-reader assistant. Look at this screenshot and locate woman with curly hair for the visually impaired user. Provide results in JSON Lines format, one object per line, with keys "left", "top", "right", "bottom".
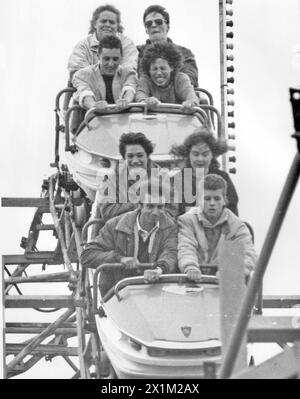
{"left": 135, "top": 42, "right": 199, "bottom": 110}
{"left": 170, "top": 127, "right": 239, "bottom": 215}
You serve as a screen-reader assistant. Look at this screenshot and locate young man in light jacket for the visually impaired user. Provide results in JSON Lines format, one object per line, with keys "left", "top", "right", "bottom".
{"left": 178, "top": 174, "right": 256, "bottom": 282}
{"left": 72, "top": 35, "right": 136, "bottom": 111}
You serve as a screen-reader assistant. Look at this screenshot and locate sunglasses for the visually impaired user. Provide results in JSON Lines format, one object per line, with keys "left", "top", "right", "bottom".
{"left": 144, "top": 18, "right": 165, "bottom": 28}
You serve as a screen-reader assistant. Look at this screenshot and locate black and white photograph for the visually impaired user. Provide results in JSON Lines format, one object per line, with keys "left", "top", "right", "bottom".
{"left": 1, "top": 0, "right": 300, "bottom": 380}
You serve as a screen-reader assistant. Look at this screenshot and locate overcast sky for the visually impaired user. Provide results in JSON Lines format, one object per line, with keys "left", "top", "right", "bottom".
{"left": 1, "top": 0, "right": 300, "bottom": 378}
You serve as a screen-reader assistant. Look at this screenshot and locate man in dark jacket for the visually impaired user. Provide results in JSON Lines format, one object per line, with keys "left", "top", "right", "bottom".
{"left": 137, "top": 4, "right": 199, "bottom": 87}
{"left": 81, "top": 183, "right": 178, "bottom": 296}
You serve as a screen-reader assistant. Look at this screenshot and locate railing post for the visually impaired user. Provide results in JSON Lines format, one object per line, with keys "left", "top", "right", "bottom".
{"left": 219, "top": 241, "right": 247, "bottom": 376}
{"left": 220, "top": 150, "right": 300, "bottom": 378}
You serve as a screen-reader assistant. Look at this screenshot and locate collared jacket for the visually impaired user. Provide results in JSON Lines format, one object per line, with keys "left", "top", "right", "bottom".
{"left": 178, "top": 207, "right": 256, "bottom": 276}
{"left": 135, "top": 72, "right": 199, "bottom": 105}
{"left": 137, "top": 38, "right": 199, "bottom": 87}
{"left": 72, "top": 64, "right": 137, "bottom": 107}
{"left": 80, "top": 208, "right": 178, "bottom": 274}
{"left": 68, "top": 33, "right": 138, "bottom": 73}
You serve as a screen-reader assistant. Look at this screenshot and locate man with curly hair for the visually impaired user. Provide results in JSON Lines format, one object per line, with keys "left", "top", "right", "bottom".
{"left": 137, "top": 5, "right": 199, "bottom": 87}
{"left": 68, "top": 4, "right": 138, "bottom": 76}
{"left": 136, "top": 42, "right": 199, "bottom": 111}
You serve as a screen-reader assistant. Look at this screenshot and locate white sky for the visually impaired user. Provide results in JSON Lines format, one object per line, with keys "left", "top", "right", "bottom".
{"left": 0, "top": 0, "right": 300, "bottom": 378}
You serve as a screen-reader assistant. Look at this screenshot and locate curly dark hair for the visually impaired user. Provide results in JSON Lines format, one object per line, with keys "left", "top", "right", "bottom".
{"left": 119, "top": 132, "right": 154, "bottom": 158}
{"left": 98, "top": 35, "right": 123, "bottom": 55}
{"left": 143, "top": 5, "right": 170, "bottom": 25}
{"left": 141, "top": 42, "right": 182, "bottom": 76}
{"left": 89, "top": 4, "right": 124, "bottom": 34}
{"left": 169, "top": 127, "right": 228, "bottom": 169}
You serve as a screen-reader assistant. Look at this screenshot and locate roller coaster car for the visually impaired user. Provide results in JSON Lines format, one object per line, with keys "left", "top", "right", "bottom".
{"left": 55, "top": 92, "right": 225, "bottom": 378}
{"left": 56, "top": 92, "right": 221, "bottom": 202}
{"left": 92, "top": 264, "right": 221, "bottom": 379}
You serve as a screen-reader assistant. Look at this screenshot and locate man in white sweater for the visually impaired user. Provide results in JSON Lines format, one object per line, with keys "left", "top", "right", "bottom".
{"left": 178, "top": 174, "right": 256, "bottom": 282}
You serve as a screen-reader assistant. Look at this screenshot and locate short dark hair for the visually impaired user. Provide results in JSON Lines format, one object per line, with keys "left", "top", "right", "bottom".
{"left": 141, "top": 42, "right": 182, "bottom": 76}
{"left": 204, "top": 174, "right": 228, "bottom": 199}
{"left": 169, "top": 127, "right": 228, "bottom": 169}
{"left": 89, "top": 4, "right": 124, "bottom": 34}
{"left": 143, "top": 4, "right": 170, "bottom": 25}
{"left": 98, "top": 35, "right": 123, "bottom": 55}
{"left": 119, "top": 132, "right": 154, "bottom": 158}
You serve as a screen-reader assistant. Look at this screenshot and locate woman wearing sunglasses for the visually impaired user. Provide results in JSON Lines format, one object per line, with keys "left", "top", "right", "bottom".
{"left": 135, "top": 42, "right": 199, "bottom": 111}
{"left": 137, "top": 4, "right": 199, "bottom": 88}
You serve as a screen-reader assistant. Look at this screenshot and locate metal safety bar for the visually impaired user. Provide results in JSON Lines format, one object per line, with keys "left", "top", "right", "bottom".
{"left": 195, "top": 88, "right": 215, "bottom": 129}
{"left": 81, "top": 102, "right": 210, "bottom": 131}
{"left": 112, "top": 273, "right": 218, "bottom": 302}
{"left": 195, "top": 88, "right": 214, "bottom": 106}
{"left": 92, "top": 263, "right": 153, "bottom": 313}
{"left": 92, "top": 263, "right": 219, "bottom": 311}
{"left": 81, "top": 218, "right": 105, "bottom": 246}
{"left": 64, "top": 103, "right": 221, "bottom": 156}
{"left": 64, "top": 105, "right": 82, "bottom": 152}
{"left": 199, "top": 105, "right": 222, "bottom": 139}
{"left": 52, "top": 87, "right": 76, "bottom": 167}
